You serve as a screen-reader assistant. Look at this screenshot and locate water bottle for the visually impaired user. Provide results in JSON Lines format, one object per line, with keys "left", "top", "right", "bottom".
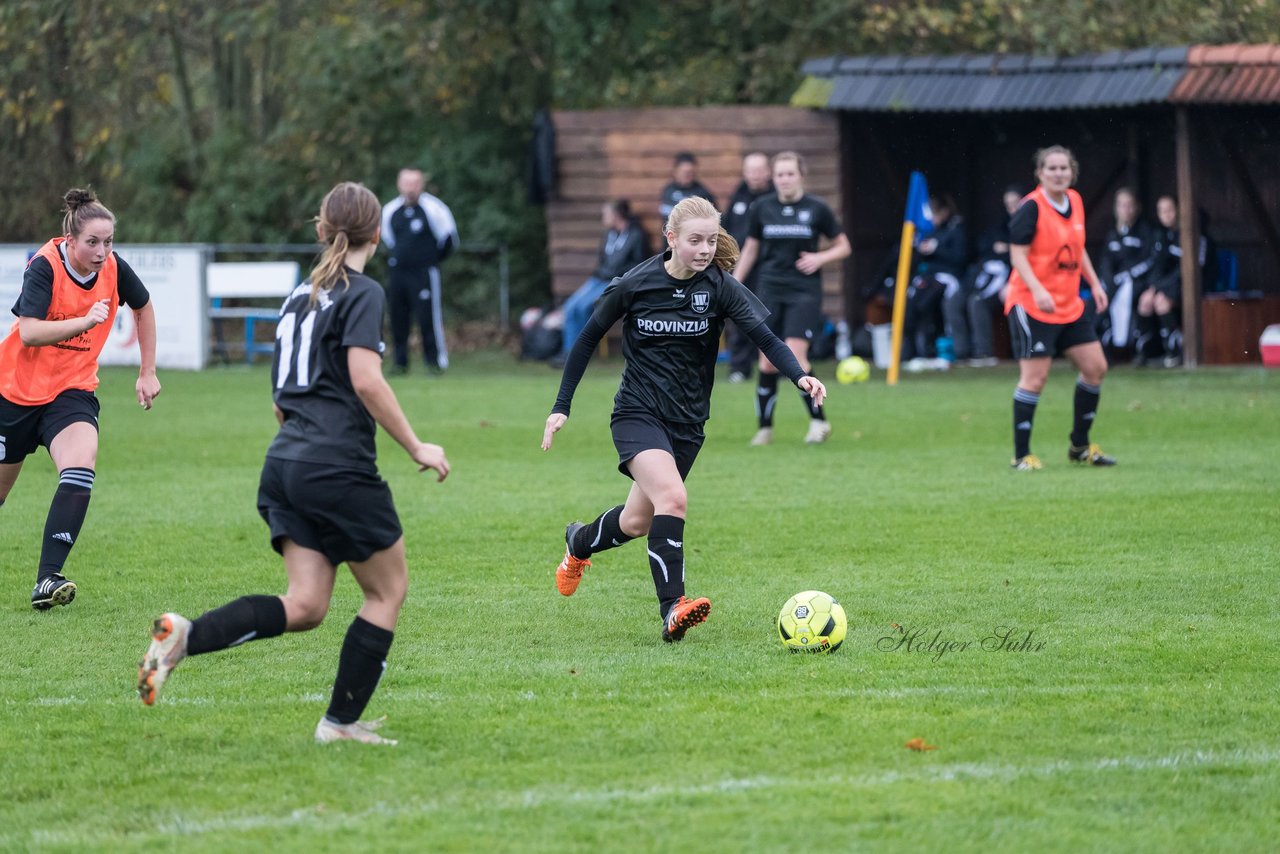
{"left": 936, "top": 336, "right": 955, "bottom": 363}
{"left": 835, "top": 321, "right": 852, "bottom": 361}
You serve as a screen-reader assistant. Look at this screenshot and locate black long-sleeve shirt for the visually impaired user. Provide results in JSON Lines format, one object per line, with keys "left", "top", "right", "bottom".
{"left": 593, "top": 221, "right": 647, "bottom": 281}
{"left": 1098, "top": 220, "right": 1157, "bottom": 293}
{"left": 551, "top": 254, "right": 806, "bottom": 425}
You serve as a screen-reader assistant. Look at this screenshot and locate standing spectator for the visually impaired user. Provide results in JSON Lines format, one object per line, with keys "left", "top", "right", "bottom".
{"left": 1, "top": 188, "right": 161, "bottom": 610}
{"left": 1005, "top": 145, "right": 1114, "bottom": 471}
{"left": 658, "top": 152, "right": 717, "bottom": 219}
{"left": 1097, "top": 188, "right": 1157, "bottom": 357}
{"left": 1139, "top": 195, "right": 1218, "bottom": 367}
{"left": 554, "top": 199, "right": 648, "bottom": 366}
{"left": 381, "top": 167, "right": 459, "bottom": 375}
{"left": 722, "top": 152, "right": 774, "bottom": 382}
{"left": 734, "top": 151, "right": 851, "bottom": 445}
{"left": 965, "top": 186, "right": 1023, "bottom": 366}
{"left": 138, "top": 182, "right": 450, "bottom": 745}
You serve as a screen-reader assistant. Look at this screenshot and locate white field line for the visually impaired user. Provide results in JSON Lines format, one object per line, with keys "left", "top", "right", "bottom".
{"left": 17, "top": 747, "right": 1280, "bottom": 847}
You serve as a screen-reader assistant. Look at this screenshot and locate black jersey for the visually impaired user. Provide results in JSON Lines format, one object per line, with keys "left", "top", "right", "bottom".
{"left": 1099, "top": 220, "right": 1156, "bottom": 291}
{"left": 266, "top": 269, "right": 387, "bottom": 471}
{"left": 13, "top": 249, "right": 150, "bottom": 318}
{"left": 746, "top": 194, "right": 843, "bottom": 297}
{"left": 658, "top": 181, "right": 717, "bottom": 219}
{"left": 1009, "top": 195, "right": 1072, "bottom": 245}
{"left": 554, "top": 254, "right": 770, "bottom": 425}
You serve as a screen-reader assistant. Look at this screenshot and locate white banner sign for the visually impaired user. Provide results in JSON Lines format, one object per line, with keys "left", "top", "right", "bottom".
{"left": 0, "top": 243, "right": 209, "bottom": 370}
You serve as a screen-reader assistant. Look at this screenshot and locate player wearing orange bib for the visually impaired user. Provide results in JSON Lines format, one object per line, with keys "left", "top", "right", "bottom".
{"left": 0, "top": 189, "right": 160, "bottom": 609}
{"left": 1004, "top": 147, "right": 1115, "bottom": 470}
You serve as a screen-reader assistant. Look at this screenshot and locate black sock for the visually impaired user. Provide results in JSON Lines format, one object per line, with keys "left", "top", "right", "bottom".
{"left": 755, "top": 373, "right": 779, "bottom": 428}
{"left": 571, "top": 505, "right": 633, "bottom": 558}
{"left": 647, "top": 515, "right": 686, "bottom": 618}
{"left": 1013, "top": 388, "right": 1039, "bottom": 459}
{"left": 187, "top": 595, "right": 287, "bottom": 655}
{"left": 326, "top": 617, "right": 394, "bottom": 725}
{"left": 798, "top": 387, "right": 825, "bottom": 420}
{"left": 37, "top": 467, "right": 94, "bottom": 582}
{"left": 1071, "top": 380, "right": 1101, "bottom": 447}
{"left": 1135, "top": 313, "right": 1157, "bottom": 357}
{"left": 1157, "top": 312, "right": 1179, "bottom": 355}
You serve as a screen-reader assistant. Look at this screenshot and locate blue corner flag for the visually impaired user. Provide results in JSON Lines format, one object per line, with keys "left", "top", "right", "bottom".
{"left": 904, "top": 171, "right": 934, "bottom": 239}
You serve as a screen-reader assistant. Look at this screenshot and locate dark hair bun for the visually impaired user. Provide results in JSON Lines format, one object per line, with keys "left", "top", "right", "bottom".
{"left": 63, "top": 188, "right": 97, "bottom": 211}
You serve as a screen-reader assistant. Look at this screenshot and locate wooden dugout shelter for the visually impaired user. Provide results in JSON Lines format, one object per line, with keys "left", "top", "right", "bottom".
{"left": 794, "top": 44, "right": 1280, "bottom": 365}
{"left": 545, "top": 106, "right": 845, "bottom": 321}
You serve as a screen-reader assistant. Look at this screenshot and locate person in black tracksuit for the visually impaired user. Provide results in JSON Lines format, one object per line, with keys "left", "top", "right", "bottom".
{"left": 908, "top": 195, "right": 968, "bottom": 361}
{"left": 542, "top": 195, "right": 825, "bottom": 644}
{"left": 381, "top": 168, "right": 459, "bottom": 374}
{"left": 722, "top": 152, "right": 774, "bottom": 382}
{"left": 139, "top": 182, "right": 450, "bottom": 744}
{"left": 1140, "top": 195, "right": 1218, "bottom": 367}
{"left": 965, "top": 186, "right": 1023, "bottom": 365}
{"left": 658, "top": 152, "right": 717, "bottom": 219}
{"left": 733, "top": 151, "right": 851, "bottom": 446}
{"left": 1096, "top": 188, "right": 1157, "bottom": 358}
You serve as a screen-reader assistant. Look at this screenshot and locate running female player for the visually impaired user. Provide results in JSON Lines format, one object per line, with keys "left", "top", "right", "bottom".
{"left": 0, "top": 188, "right": 160, "bottom": 609}
{"left": 732, "top": 151, "right": 850, "bottom": 445}
{"left": 138, "top": 182, "right": 450, "bottom": 745}
{"left": 1005, "top": 146, "right": 1115, "bottom": 470}
{"left": 542, "top": 195, "right": 826, "bottom": 643}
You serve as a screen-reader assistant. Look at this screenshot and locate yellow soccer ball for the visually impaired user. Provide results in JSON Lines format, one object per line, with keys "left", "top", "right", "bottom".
{"left": 836, "top": 356, "right": 870, "bottom": 384}
{"left": 777, "top": 590, "right": 847, "bottom": 654}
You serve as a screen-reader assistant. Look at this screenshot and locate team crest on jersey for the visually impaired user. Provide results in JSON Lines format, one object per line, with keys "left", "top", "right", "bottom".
{"left": 798, "top": 209, "right": 811, "bottom": 223}
{"left": 691, "top": 291, "right": 710, "bottom": 314}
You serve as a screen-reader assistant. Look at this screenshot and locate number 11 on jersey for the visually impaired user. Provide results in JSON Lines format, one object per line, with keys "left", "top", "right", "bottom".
{"left": 275, "top": 311, "right": 317, "bottom": 389}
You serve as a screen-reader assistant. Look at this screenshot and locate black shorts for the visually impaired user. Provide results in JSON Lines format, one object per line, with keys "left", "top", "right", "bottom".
{"left": 257, "top": 456, "right": 402, "bottom": 566}
{"left": 1148, "top": 278, "right": 1182, "bottom": 304}
{"left": 611, "top": 411, "right": 705, "bottom": 481}
{"left": 0, "top": 389, "right": 99, "bottom": 464}
{"left": 762, "top": 291, "right": 822, "bottom": 342}
{"left": 1007, "top": 305, "right": 1099, "bottom": 360}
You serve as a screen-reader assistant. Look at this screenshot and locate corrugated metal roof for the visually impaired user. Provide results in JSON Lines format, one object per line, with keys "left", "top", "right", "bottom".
{"left": 796, "top": 45, "right": 1280, "bottom": 112}
{"left": 1172, "top": 44, "right": 1280, "bottom": 104}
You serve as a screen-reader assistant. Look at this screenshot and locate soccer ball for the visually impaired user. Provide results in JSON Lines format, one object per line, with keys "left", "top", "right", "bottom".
{"left": 777, "top": 590, "right": 847, "bottom": 654}
{"left": 836, "top": 356, "right": 870, "bottom": 384}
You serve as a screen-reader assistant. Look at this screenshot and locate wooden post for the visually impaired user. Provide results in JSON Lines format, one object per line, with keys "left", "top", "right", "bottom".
{"left": 1175, "top": 107, "right": 1201, "bottom": 368}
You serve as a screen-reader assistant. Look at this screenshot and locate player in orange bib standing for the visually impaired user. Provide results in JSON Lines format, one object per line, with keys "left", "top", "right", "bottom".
{"left": 0, "top": 189, "right": 161, "bottom": 609}
{"left": 1004, "top": 146, "right": 1114, "bottom": 471}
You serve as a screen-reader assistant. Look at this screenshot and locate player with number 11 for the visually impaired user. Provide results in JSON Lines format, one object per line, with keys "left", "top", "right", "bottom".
{"left": 138, "top": 182, "right": 449, "bottom": 745}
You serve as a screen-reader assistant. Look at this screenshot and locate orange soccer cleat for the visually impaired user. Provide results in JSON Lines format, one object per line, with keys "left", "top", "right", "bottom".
{"left": 556, "top": 522, "right": 591, "bottom": 596}
{"left": 661, "top": 596, "right": 712, "bottom": 643}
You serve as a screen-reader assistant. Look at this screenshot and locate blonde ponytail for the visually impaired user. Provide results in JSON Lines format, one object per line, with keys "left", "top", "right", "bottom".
{"left": 309, "top": 182, "right": 381, "bottom": 305}
{"left": 714, "top": 227, "right": 739, "bottom": 271}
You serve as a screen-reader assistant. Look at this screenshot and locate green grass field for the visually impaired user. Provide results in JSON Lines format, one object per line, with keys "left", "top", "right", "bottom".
{"left": 1, "top": 354, "right": 1277, "bottom": 851}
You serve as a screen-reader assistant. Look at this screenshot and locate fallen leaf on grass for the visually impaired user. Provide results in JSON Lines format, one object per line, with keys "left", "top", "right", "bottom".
{"left": 904, "top": 737, "right": 938, "bottom": 751}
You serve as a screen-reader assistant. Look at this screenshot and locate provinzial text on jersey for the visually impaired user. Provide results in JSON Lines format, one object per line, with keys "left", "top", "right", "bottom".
{"left": 635, "top": 317, "right": 710, "bottom": 336}
{"left": 761, "top": 224, "right": 814, "bottom": 238}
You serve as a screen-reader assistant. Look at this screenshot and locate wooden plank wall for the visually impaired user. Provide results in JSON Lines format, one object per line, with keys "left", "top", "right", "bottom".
{"left": 548, "top": 106, "right": 844, "bottom": 319}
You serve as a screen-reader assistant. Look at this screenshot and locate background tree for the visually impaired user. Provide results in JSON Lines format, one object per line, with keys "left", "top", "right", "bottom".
{"left": 2, "top": 0, "right": 1275, "bottom": 318}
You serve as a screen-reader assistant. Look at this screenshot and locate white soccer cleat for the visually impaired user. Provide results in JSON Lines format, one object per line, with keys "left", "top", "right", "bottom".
{"left": 138, "top": 612, "right": 192, "bottom": 706}
{"left": 749, "top": 427, "right": 774, "bottom": 446}
{"left": 315, "top": 715, "right": 398, "bottom": 746}
{"left": 804, "top": 419, "right": 833, "bottom": 444}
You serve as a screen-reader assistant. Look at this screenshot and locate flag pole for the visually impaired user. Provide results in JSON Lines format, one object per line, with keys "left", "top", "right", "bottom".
{"left": 887, "top": 220, "right": 915, "bottom": 386}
